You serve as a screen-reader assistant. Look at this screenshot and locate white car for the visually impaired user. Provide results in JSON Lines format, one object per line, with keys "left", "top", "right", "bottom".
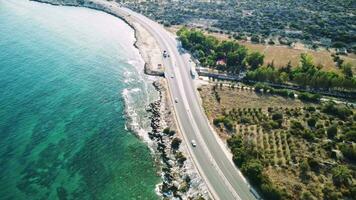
{"left": 174, "top": 98, "right": 178, "bottom": 103}
{"left": 191, "top": 140, "right": 197, "bottom": 147}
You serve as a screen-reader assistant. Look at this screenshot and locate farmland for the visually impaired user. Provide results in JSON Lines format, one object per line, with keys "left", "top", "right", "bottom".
{"left": 199, "top": 84, "right": 356, "bottom": 199}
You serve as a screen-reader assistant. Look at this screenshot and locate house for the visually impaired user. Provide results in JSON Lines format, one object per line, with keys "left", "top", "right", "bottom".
{"left": 216, "top": 59, "right": 226, "bottom": 66}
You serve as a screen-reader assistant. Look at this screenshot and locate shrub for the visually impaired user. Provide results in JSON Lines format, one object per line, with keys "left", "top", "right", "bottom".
{"left": 303, "top": 130, "right": 316, "bottom": 141}
{"left": 298, "top": 92, "right": 321, "bottom": 103}
{"left": 345, "top": 130, "right": 356, "bottom": 142}
{"left": 171, "top": 137, "right": 182, "bottom": 150}
{"left": 327, "top": 125, "right": 338, "bottom": 139}
{"left": 322, "top": 102, "right": 353, "bottom": 120}
{"left": 272, "top": 113, "right": 283, "bottom": 121}
{"left": 176, "top": 152, "right": 187, "bottom": 165}
{"left": 163, "top": 127, "right": 176, "bottom": 136}
{"left": 315, "top": 128, "right": 325, "bottom": 138}
{"left": 269, "top": 120, "right": 280, "bottom": 129}
{"left": 240, "top": 117, "right": 251, "bottom": 125}
{"left": 306, "top": 106, "right": 316, "bottom": 112}
{"left": 307, "top": 157, "right": 320, "bottom": 172}
{"left": 322, "top": 184, "right": 342, "bottom": 200}
{"left": 300, "top": 191, "right": 317, "bottom": 200}
{"left": 260, "top": 182, "right": 283, "bottom": 200}
{"left": 291, "top": 120, "right": 304, "bottom": 130}
{"left": 331, "top": 165, "right": 352, "bottom": 187}
{"left": 163, "top": 127, "right": 170, "bottom": 135}
{"left": 307, "top": 118, "right": 317, "bottom": 127}
{"left": 339, "top": 144, "right": 356, "bottom": 162}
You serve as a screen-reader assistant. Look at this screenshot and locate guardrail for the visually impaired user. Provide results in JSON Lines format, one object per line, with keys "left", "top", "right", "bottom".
{"left": 196, "top": 68, "right": 356, "bottom": 99}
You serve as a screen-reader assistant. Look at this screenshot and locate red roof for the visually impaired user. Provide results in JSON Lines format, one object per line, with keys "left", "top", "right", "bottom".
{"left": 216, "top": 59, "right": 226, "bottom": 66}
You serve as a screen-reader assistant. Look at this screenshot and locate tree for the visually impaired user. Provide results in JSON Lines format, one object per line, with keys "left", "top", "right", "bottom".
{"left": 231, "top": 148, "right": 246, "bottom": 167}
{"left": 227, "top": 135, "right": 243, "bottom": 150}
{"left": 241, "top": 159, "right": 264, "bottom": 185}
{"left": 247, "top": 52, "right": 264, "bottom": 70}
{"left": 300, "top": 53, "right": 314, "bottom": 72}
{"left": 341, "top": 63, "right": 353, "bottom": 78}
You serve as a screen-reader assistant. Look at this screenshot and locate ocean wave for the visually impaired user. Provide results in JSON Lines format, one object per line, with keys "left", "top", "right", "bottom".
{"left": 121, "top": 84, "right": 157, "bottom": 150}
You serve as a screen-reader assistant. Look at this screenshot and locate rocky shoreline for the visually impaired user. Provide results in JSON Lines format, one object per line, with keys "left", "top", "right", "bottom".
{"left": 30, "top": 0, "right": 209, "bottom": 199}
{"left": 148, "top": 80, "right": 208, "bottom": 199}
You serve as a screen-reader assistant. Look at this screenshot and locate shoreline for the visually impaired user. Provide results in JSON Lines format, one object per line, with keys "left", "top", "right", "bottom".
{"left": 30, "top": 0, "right": 209, "bottom": 199}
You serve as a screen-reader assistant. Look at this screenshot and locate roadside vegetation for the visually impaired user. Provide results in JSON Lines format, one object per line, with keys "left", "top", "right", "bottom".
{"left": 177, "top": 28, "right": 356, "bottom": 94}
{"left": 200, "top": 84, "right": 356, "bottom": 200}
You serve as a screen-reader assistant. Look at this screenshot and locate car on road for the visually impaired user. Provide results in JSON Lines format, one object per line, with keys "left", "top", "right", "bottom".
{"left": 171, "top": 75, "right": 174, "bottom": 78}
{"left": 174, "top": 98, "right": 178, "bottom": 103}
{"left": 191, "top": 139, "right": 197, "bottom": 147}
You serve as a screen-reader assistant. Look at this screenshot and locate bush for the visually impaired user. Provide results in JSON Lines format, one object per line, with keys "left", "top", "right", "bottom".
{"left": 306, "top": 106, "right": 316, "bottom": 112}
{"left": 300, "top": 191, "right": 317, "bottom": 200}
{"left": 339, "top": 144, "right": 356, "bottom": 162}
{"left": 327, "top": 125, "right": 338, "bottom": 139}
{"left": 307, "top": 157, "right": 320, "bottom": 172}
{"left": 345, "top": 130, "right": 356, "bottom": 142}
{"left": 298, "top": 92, "right": 320, "bottom": 103}
{"left": 323, "top": 184, "right": 342, "bottom": 200}
{"left": 291, "top": 120, "right": 304, "bottom": 130}
{"left": 163, "top": 127, "right": 176, "bottom": 136}
{"left": 269, "top": 120, "right": 280, "bottom": 129}
{"left": 175, "top": 152, "right": 187, "bottom": 165}
{"left": 307, "top": 118, "right": 317, "bottom": 127}
{"left": 240, "top": 116, "right": 251, "bottom": 124}
{"left": 213, "top": 116, "right": 234, "bottom": 131}
{"left": 171, "top": 137, "right": 182, "bottom": 150}
{"left": 331, "top": 165, "right": 352, "bottom": 187}
{"left": 303, "top": 130, "right": 316, "bottom": 141}
{"left": 272, "top": 113, "right": 283, "bottom": 121}
{"left": 322, "top": 102, "right": 353, "bottom": 120}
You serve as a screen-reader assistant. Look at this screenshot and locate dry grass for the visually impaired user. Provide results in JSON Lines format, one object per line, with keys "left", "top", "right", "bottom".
{"left": 239, "top": 42, "right": 339, "bottom": 72}
{"left": 200, "top": 85, "right": 305, "bottom": 120}
{"left": 167, "top": 25, "right": 356, "bottom": 74}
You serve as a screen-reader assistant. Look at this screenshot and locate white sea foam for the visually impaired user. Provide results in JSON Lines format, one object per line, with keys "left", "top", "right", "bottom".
{"left": 121, "top": 55, "right": 159, "bottom": 151}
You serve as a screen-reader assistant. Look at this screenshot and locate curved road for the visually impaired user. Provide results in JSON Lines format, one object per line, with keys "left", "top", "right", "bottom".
{"left": 118, "top": 6, "right": 258, "bottom": 200}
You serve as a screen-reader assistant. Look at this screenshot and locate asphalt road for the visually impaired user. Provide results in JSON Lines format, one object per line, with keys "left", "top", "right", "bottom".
{"left": 119, "top": 7, "right": 258, "bottom": 200}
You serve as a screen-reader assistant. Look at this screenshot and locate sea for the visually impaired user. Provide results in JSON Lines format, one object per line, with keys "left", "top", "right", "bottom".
{"left": 0, "top": 0, "right": 160, "bottom": 199}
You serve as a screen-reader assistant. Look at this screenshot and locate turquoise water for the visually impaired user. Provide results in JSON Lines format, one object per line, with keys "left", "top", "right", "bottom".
{"left": 0, "top": 0, "right": 159, "bottom": 199}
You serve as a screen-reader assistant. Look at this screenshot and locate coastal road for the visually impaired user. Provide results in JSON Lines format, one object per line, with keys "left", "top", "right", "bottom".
{"left": 118, "top": 6, "right": 258, "bottom": 200}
